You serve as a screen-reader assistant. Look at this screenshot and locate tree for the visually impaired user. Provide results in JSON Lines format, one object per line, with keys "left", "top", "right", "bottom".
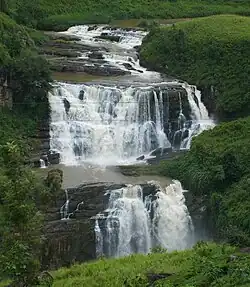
{"left": 0, "top": 142, "right": 46, "bottom": 286}
{"left": 0, "top": 0, "right": 8, "bottom": 14}
{"left": 10, "top": 49, "right": 52, "bottom": 119}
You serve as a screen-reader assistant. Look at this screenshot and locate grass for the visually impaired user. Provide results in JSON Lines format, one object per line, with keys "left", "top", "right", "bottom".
{"left": 51, "top": 242, "right": 250, "bottom": 287}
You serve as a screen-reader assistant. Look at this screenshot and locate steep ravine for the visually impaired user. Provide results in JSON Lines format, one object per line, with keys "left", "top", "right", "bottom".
{"left": 40, "top": 25, "right": 215, "bottom": 269}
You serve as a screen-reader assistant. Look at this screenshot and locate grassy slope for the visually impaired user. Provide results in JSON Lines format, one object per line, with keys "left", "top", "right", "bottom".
{"left": 8, "top": 0, "right": 250, "bottom": 30}
{"left": 52, "top": 243, "right": 250, "bottom": 287}
{"left": 140, "top": 14, "right": 250, "bottom": 119}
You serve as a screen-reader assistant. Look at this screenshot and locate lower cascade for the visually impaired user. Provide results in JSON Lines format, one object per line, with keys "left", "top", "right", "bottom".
{"left": 94, "top": 180, "right": 193, "bottom": 258}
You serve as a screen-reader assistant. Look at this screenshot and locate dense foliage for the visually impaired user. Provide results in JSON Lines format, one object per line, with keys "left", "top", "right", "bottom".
{"left": 51, "top": 242, "right": 250, "bottom": 287}
{"left": 7, "top": 0, "right": 250, "bottom": 31}
{"left": 0, "top": 12, "right": 51, "bottom": 117}
{"left": 0, "top": 11, "right": 52, "bottom": 286}
{"left": 157, "top": 117, "right": 250, "bottom": 246}
{"left": 140, "top": 15, "right": 250, "bottom": 119}
{"left": 0, "top": 142, "right": 48, "bottom": 286}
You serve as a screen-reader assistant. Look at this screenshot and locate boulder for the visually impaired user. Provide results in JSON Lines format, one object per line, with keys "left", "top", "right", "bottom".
{"left": 79, "top": 90, "right": 85, "bottom": 100}
{"left": 96, "top": 33, "right": 121, "bottom": 42}
{"left": 87, "top": 25, "right": 98, "bottom": 31}
{"left": 63, "top": 98, "right": 70, "bottom": 114}
{"left": 48, "top": 151, "right": 60, "bottom": 165}
{"left": 136, "top": 155, "right": 145, "bottom": 161}
{"left": 88, "top": 51, "right": 104, "bottom": 60}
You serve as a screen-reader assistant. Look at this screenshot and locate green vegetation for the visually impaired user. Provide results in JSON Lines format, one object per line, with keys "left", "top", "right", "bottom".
{"left": 0, "top": 142, "right": 44, "bottom": 286}
{"left": 6, "top": 0, "right": 250, "bottom": 31}
{"left": 51, "top": 242, "right": 250, "bottom": 287}
{"left": 140, "top": 15, "right": 250, "bottom": 119}
{"left": 0, "top": 12, "right": 51, "bottom": 116}
{"left": 0, "top": 11, "right": 52, "bottom": 286}
{"left": 155, "top": 117, "right": 250, "bottom": 246}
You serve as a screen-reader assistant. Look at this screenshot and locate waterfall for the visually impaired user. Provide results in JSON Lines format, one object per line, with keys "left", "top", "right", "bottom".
{"left": 94, "top": 180, "right": 193, "bottom": 258}
{"left": 49, "top": 82, "right": 214, "bottom": 166}
{"left": 60, "top": 190, "right": 70, "bottom": 220}
{"left": 48, "top": 24, "right": 215, "bottom": 165}
{"left": 39, "top": 159, "right": 46, "bottom": 168}
{"left": 150, "top": 180, "right": 193, "bottom": 250}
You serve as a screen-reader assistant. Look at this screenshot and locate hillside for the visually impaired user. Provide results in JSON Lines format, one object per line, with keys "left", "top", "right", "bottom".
{"left": 140, "top": 15, "right": 250, "bottom": 119}
{"left": 7, "top": 0, "right": 250, "bottom": 31}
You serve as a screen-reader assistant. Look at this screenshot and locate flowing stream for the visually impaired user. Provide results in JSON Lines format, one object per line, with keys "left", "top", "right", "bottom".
{"left": 49, "top": 25, "right": 214, "bottom": 257}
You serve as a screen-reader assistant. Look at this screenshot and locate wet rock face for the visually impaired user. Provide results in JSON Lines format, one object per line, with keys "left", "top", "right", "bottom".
{"left": 96, "top": 33, "right": 121, "bottom": 42}
{"left": 88, "top": 51, "right": 104, "bottom": 60}
{"left": 50, "top": 58, "right": 129, "bottom": 76}
{"left": 41, "top": 182, "right": 158, "bottom": 270}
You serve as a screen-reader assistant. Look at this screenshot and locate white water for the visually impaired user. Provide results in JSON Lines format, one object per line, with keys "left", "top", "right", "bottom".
{"left": 150, "top": 180, "right": 193, "bottom": 250}
{"left": 60, "top": 25, "right": 148, "bottom": 49}
{"left": 49, "top": 82, "right": 214, "bottom": 166}
{"left": 94, "top": 180, "right": 193, "bottom": 257}
{"left": 39, "top": 159, "right": 46, "bottom": 168}
{"left": 60, "top": 189, "right": 70, "bottom": 219}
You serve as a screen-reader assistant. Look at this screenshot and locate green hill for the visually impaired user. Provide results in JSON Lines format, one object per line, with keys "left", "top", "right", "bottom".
{"left": 7, "top": 0, "right": 250, "bottom": 31}
{"left": 140, "top": 15, "right": 250, "bottom": 119}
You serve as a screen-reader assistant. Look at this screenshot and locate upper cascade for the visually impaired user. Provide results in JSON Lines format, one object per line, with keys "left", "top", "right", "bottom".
{"left": 48, "top": 25, "right": 215, "bottom": 166}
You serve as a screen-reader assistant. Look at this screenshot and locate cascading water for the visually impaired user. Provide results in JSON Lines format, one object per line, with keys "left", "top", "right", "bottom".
{"left": 49, "top": 82, "right": 214, "bottom": 165}
{"left": 49, "top": 24, "right": 214, "bottom": 166}
{"left": 48, "top": 25, "right": 212, "bottom": 258}
{"left": 39, "top": 158, "right": 46, "bottom": 168}
{"left": 94, "top": 180, "right": 193, "bottom": 258}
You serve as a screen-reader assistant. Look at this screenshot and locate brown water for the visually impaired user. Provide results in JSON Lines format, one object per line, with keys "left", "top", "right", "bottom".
{"left": 36, "top": 164, "right": 172, "bottom": 189}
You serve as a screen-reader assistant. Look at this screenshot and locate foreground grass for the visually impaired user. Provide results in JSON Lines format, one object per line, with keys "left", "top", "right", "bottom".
{"left": 140, "top": 14, "right": 250, "bottom": 119}
{"left": 52, "top": 243, "right": 250, "bottom": 287}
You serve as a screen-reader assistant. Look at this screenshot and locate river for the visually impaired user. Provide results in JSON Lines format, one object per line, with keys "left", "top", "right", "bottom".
{"left": 43, "top": 24, "right": 214, "bottom": 260}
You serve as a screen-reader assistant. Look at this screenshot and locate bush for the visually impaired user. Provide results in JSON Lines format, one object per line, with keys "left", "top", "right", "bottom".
{"left": 0, "top": 142, "right": 46, "bottom": 286}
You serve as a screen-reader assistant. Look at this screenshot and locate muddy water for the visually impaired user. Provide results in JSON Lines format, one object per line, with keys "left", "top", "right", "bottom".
{"left": 36, "top": 164, "right": 172, "bottom": 188}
